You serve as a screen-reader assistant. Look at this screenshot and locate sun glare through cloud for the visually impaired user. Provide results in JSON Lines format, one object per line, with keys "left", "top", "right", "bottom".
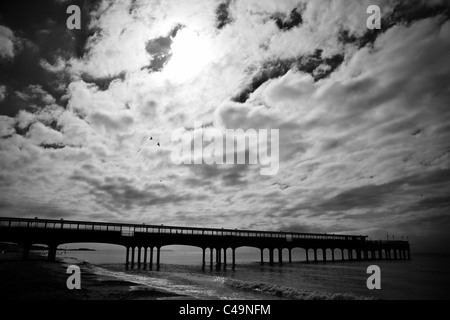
{"left": 165, "top": 28, "right": 216, "bottom": 81}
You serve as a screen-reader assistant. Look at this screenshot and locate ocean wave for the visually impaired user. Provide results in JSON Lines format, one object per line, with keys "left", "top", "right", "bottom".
{"left": 224, "top": 278, "right": 374, "bottom": 300}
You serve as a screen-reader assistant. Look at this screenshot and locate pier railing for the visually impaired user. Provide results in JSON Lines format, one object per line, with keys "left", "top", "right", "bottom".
{"left": 0, "top": 217, "right": 367, "bottom": 241}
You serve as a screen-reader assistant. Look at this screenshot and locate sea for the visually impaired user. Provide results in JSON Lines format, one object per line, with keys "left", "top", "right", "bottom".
{"left": 59, "top": 247, "right": 450, "bottom": 300}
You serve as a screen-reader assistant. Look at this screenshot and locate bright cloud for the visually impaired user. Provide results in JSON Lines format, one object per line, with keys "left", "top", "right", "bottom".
{"left": 0, "top": 25, "right": 16, "bottom": 59}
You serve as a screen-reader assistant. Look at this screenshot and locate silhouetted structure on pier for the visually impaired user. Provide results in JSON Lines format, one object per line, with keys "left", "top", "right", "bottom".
{"left": 0, "top": 217, "right": 411, "bottom": 269}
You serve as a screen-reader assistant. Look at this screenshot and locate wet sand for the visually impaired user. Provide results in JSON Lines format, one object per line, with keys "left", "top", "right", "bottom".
{"left": 0, "top": 253, "right": 182, "bottom": 300}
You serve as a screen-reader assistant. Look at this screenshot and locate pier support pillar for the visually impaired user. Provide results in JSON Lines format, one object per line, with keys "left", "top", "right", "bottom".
{"left": 260, "top": 249, "right": 264, "bottom": 265}
{"left": 125, "top": 246, "right": 130, "bottom": 266}
{"left": 216, "top": 248, "right": 220, "bottom": 266}
{"left": 137, "top": 247, "right": 142, "bottom": 268}
{"left": 306, "top": 249, "right": 309, "bottom": 263}
{"left": 314, "top": 249, "right": 318, "bottom": 262}
{"left": 269, "top": 249, "right": 274, "bottom": 264}
{"left": 349, "top": 250, "right": 353, "bottom": 261}
{"left": 156, "top": 247, "right": 160, "bottom": 270}
{"left": 323, "top": 249, "right": 327, "bottom": 262}
{"left": 48, "top": 244, "right": 57, "bottom": 262}
{"left": 289, "top": 249, "right": 292, "bottom": 263}
{"left": 394, "top": 249, "right": 398, "bottom": 260}
{"left": 331, "top": 249, "right": 335, "bottom": 262}
{"left": 143, "top": 247, "right": 148, "bottom": 269}
{"left": 149, "top": 247, "right": 154, "bottom": 269}
{"left": 278, "top": 249, "right": 283, "bottom": 264}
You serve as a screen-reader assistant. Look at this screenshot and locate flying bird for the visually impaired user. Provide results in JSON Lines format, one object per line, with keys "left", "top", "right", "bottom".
{"left": 157, "top": 142, "right": 160, "bottom": 147}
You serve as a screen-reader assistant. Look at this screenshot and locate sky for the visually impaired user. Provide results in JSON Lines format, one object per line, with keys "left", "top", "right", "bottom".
{"left": 0, "top": 0, "right": 449, "bottom": 253}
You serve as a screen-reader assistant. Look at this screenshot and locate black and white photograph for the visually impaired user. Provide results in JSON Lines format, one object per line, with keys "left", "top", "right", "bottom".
{"left": 0, "top": 0, "right": 450, "bottom": 307}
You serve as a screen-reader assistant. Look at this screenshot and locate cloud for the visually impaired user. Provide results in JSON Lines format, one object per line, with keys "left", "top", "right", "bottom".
{"left": 0, "top": 85, "right": 6, "bottom": 102}
{"left": 70, "top": 171, "right": 194, "bottom": 212}
{"left": 271, "top": 5, "right": 304, "bottom": 31}
{"left": 215, "top": 0, "right": 233, "bottom": 29}
{"left": 316, "top": 168, "right": 450, "bottom": 212}
{"left": 0, "top": 116, "right": 15, "bottom": 138}
{"left": 0, "top": 25, "right": 16, "bottom": 59}
{"left": 15, "top": 84, "right": 56, "bottom": 106}
{"left": 0, "top": 0, "right": 450, "bottom": 252}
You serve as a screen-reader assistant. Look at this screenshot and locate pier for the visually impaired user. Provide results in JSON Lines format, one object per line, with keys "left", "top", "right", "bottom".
{"left": 0, "top": 217, "right": 411, "bottom": 270}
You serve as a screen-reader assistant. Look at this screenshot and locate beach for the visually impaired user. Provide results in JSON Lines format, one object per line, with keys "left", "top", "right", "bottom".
{"left": 0, "top": 253, "right": 183, "bottom": 300}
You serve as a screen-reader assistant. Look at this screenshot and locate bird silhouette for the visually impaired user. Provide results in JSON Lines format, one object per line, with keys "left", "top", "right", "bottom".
{"left": 157, "top": 142, "right": 160, "bottom": 147}
{"left": 150, "top": 137, "right": 153, "bottom": 140}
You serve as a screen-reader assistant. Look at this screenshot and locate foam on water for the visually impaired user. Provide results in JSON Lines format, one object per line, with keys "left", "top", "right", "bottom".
{"left": 90, "top": 264, "right": 262, "bottom": 299}
{"left": 61, "top": 250, "right": 450, "bottom": 300}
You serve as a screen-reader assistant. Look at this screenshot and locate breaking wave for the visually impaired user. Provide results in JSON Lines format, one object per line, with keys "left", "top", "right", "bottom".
{"left": 224, "top": 278, "right": 375, "bottom": 300}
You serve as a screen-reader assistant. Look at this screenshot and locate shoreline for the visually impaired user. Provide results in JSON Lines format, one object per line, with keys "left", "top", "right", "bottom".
{"left": 0, "top": 253, "right": 184, "bottom": 300}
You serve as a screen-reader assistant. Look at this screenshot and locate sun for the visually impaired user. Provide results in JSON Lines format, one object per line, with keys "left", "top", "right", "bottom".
{"left": 164, "top": 28, "right": 214, "bottom": 81}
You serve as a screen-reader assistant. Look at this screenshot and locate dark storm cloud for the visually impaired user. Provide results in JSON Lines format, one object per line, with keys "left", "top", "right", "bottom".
{"left": 0, "top": 0, "right": 101, "bottom": 116}
{"left": 70, "top": 172, "right": 192, "bottom": 211}
{"left": 338, "top": 0, "right": 450, "bottom": 49}
{"left": 0, "top": 0, "right": 99, "bottom": 58}
{"left": 80, "top": 72, "right": 126, "bottom": 91}
{"left": 215, "top": 0, "right": 232, "bottom": 30}
{"left": 387, "top": 0, "right": 450, "bottom": 25}
{"left": 338, "top": 28, "right": 380, "bottom": 49}
{"left": 317, "top": 168, "right": 450, "bottom": 212}
{"left": 232, "top": 59, "right": 293, "bottom": 103}
{"left": 145, "top": 36, "right": 173, "bottom": 72}
{"left": 407, "top": 195, "right": 450, "bottom": 212}
{"left": 295, "top": 49, "right": 344, "bottom": 81}
{"left": 271, "top": 6, "right": 304, "bottom": 31}
{"left": 0, "top": 198, "right": 76, "bottom": 220}
{"left": 144, "top": 25, "right": 183, "bottom": 72}
{"left": 187, "top": 163, "right": 249, "bottom": 187}
{"left": 274, "top": 222, "right": 356, "bottom": 235}
{"left": 232, "top": 50, "right": 344, "bottom": 103}
{"left": 39, "top": 142, "right": 65, "bottom": 150}
{"left": 268, "top": 167, "right": 450, "bottom": 227}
